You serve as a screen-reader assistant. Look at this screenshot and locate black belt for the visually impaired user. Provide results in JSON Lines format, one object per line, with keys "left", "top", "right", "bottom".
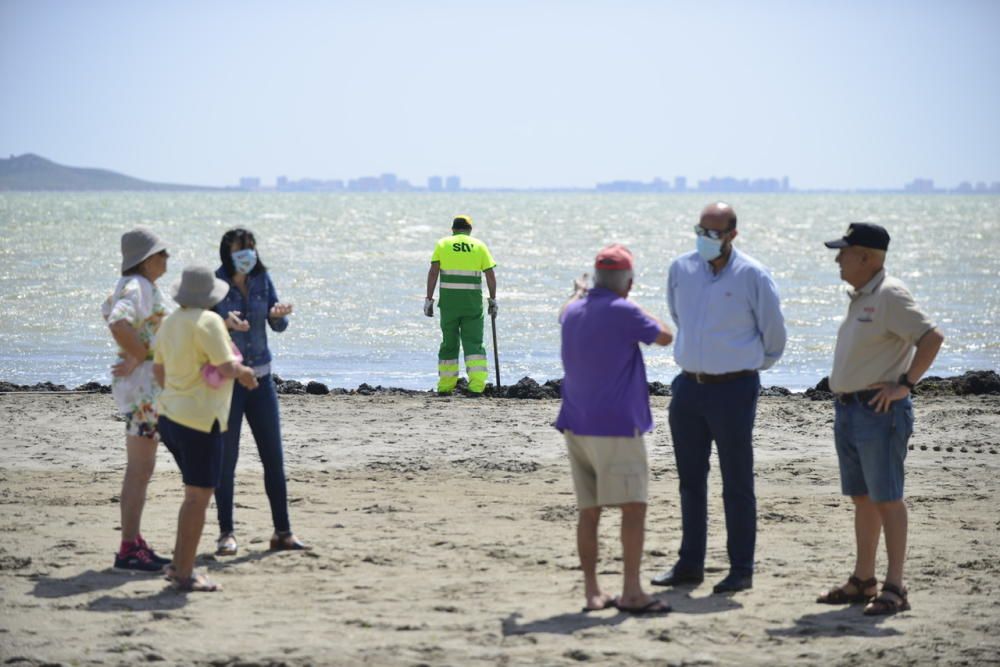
{"left": 835, "top": 389, "right": 879, "bottom": 405}
{"left": 682, "top": 370, "right": 757, "bottom": 384}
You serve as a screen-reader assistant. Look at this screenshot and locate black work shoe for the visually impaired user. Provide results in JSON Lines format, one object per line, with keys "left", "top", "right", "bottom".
{"left": 437, "top": 391, "right": 453, "bottom": 397}
{"left": 712, "top": 572, "right": 753, "bottom": 594}
{"left": 651, "top": 565, "right": 704, "bottom": 587}
{"left": 114, "top": 547, "right": 165, "bottom": 572}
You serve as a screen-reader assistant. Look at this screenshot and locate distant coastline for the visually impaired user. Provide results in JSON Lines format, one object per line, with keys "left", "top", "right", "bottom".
{"left": 3, "top": 153, "right": 998, "bottom": 194}
{"left": 0, "top": 154, "right": 219, "bottom": 192}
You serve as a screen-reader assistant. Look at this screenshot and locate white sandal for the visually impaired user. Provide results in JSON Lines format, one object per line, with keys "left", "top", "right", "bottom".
{"left": 216, "top": 533, "right": 237, "bottom": 556}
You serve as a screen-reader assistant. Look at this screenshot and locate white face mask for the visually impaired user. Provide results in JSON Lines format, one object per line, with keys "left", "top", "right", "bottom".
{"left": 696, "top": 235, "right": 723, "bottom": 262}
{"left": 231, "top": 248, "right": 257, "bottom": 274}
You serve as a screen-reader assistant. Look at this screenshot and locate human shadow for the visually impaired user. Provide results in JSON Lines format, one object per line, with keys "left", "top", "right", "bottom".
{"left": 30, "top": 548, "right": 278, "bottom": 601}
{"left": 200, "top": 548, "right": 279, "bottom": 572}
{"left": 31, "top": 568, "right": 160, "bottom": 599}
{"left": 501, "top": 609, "right": 630, "bottom": 636}
{"left": 668, "top": 590, "right": 743, "bottom": 615}
{"left": 86, "top": 588, "right": 190, "bottom": 613}
{"left": 767, "top": 606, "right": 902, "bottom": 639}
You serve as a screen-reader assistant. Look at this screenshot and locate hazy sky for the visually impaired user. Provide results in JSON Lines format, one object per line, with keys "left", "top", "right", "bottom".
{"left": 2, "top": 0, "right": 998, "bottom": 189}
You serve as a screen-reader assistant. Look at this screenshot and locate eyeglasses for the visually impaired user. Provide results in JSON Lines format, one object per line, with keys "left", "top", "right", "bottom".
{"left": 693, "top": 224, "right": 732, "bottom": 240}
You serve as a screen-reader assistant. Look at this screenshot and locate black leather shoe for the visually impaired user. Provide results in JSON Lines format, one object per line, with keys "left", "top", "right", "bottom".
{"left": 712, "top": 572, "right": 753, "bottom": 593}
{"left": 651, "top": 565, "right": 704, "bottom": 587}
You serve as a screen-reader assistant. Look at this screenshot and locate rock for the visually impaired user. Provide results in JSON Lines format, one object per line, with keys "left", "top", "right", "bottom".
{"left": 804, "top": 376, "right": 834, "bottom": 401}
{"left": 276, "top": 379, "right": 306, "bottom": 395}
{"left": 760, "top": 385, "right": 792, "bottom": 397}
{"left": 74, "top": 381, "right": 111, "bottom": 393}
{"left": 914, "top": 370, "right": 1000, "bottom": 396}
{"left": 306, "top": 381, "right": 329, "bottom": 395}
{"left": 505, "top": 377, "right": 558, "bottom": 399}
{"left": 648, "top": 381, "right": 672, "bottom": 396}
{"left": 952, "top": 370, "right": 1000, "bottom": 395}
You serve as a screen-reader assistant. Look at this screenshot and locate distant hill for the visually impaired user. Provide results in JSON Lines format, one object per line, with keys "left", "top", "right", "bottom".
{"left": 0, "top": 154, "right": 219, "bottom": 191}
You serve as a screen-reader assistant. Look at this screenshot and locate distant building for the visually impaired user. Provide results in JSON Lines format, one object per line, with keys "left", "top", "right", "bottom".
{"left": 239, "top": 177, "right": 261, "bottom": 190}
{"left": 277, "top": 176, "right": 288, "bottom": 190}
{"left": 445, "top": 175, "right": 461, "bottom": 191}
{"left": 674, "top": 176, "right": 687, "bottom": 192}
{"left": 781, "top": 176, "right": 790, "bottom": 192}
{"left": 380, "top": 173, "right": 397, "bottom": 191}
{"left": 428, "top": 176, "right": 443, "bottom": 192}
{"left": 904, "top": 178, "right": 935, "bottom": 193}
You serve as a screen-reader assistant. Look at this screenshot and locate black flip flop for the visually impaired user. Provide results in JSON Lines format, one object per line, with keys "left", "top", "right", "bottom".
{"left": 616, "top": 598, "right": 671, "bottom": 615}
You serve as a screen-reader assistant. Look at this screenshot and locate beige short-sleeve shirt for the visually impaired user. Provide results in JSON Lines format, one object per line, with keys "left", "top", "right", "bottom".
{"left": 830, "top": 270, "right": 935, "bottom": 394}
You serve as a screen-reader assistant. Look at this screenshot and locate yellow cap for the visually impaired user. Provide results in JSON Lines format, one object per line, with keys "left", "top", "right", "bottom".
{"left": 452, "top": 215, "right": 473, "bottom": 229}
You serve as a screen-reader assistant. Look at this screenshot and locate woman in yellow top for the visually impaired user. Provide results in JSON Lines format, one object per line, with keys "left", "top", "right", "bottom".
{"left": 153, "top": 265, "right": 258, "bottom": 592}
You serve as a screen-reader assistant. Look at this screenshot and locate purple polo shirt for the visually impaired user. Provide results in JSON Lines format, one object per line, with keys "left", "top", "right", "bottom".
{"left": 555, "top": 287, "right": 661, "bottom": 436}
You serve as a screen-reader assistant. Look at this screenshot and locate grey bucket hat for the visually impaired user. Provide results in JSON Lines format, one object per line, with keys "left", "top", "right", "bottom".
{"left": 171, "top": 265, "right": 230, "bottom": 309}
{"left": 121, "top": 226, "right": 168, "bottom": 272}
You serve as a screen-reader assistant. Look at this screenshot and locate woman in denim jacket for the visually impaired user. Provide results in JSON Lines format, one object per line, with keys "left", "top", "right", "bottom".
{"left": 212, "top": 228, "right": 308, "bottom": 554}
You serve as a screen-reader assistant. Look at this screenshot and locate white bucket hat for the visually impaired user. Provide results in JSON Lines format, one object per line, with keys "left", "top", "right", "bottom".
{"left": 170, "top": 265, "right": 230, "bottom": 309}
{"left": 121, "top": 226, "right": 168, "bottom": 272}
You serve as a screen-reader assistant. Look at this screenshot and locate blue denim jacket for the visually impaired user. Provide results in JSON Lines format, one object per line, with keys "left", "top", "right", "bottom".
{"left": 213, "top": 267, "right": 289, "bottom": 369}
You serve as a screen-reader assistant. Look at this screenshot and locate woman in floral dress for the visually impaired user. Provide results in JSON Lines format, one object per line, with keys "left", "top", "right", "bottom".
{"left": 101, "top": 226, "right": 172, "bottom": 571}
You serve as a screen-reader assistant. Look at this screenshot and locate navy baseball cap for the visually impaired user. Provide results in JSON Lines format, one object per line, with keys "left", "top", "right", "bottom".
{"left": 824, "top": 223, "right": 890, "bottom": 251}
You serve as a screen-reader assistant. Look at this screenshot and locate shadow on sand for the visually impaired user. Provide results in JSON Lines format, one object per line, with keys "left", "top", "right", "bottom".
{"left": 767, "top": 606, "right": 902, "bottom": 638}
{"left": 29, "top": 548, "right": 278, "bottom": 605}
{"left": 502, "top": 591, "right": 742, "bottom": 636}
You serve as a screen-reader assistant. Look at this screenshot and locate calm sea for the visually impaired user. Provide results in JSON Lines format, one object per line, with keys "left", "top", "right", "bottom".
{"left": 1, "top": 193, "right": 997, "bottom": 391}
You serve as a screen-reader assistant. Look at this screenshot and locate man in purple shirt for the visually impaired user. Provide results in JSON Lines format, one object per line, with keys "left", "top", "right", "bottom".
{"left": 556, "top": 244, "right": 674, "bottom": 614}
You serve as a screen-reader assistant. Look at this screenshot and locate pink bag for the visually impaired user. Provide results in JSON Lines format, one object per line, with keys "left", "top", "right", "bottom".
{"left": 201, "top": 343, "right": 244, "bottom": 389}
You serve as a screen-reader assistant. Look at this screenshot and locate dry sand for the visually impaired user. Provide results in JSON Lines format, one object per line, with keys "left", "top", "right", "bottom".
{"left": 0, "top": 391, "right": 998, "bottom": 666}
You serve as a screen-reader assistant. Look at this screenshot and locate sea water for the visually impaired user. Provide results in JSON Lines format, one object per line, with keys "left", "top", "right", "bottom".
{"left": 1, "top": 192, "right": 997, "bottom": 390}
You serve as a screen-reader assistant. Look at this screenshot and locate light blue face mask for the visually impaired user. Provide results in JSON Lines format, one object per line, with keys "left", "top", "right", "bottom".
{"left": 231, "top": 248, "right": 257, "bottom": 274}
{"left": 696, "top": 235, "right": 723, "bottom": 262}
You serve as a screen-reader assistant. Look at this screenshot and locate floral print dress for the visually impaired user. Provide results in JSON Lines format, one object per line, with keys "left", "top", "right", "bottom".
{"left": 101, "top": 275, "right": 167, "bottom": 437}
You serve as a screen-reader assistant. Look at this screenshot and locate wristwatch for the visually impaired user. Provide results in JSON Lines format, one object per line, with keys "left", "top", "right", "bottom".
{"left": 898, "top": 373, "right": 915, "bottom": 390}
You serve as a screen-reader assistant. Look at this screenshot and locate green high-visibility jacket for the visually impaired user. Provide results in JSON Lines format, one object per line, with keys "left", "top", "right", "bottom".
{"left": 431, "top": 232, "right": 496, "bottom": 311}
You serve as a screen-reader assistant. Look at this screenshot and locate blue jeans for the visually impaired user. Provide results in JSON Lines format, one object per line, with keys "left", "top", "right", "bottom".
{"left": 668, "top": 372, "right": 760, "bottom": 577}
{"left": 214, "top": 375, "right": 291, "bottom": 534}
{"left": 833, "top": 396, "right": 913, "bottom": 502}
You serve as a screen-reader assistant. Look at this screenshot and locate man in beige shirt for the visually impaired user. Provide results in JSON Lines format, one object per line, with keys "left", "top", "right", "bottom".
{"left": 817, "top": 223, "right": 944, "bottom": 616}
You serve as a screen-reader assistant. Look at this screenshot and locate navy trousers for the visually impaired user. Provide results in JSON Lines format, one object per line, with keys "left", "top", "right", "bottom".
{"left": 214, "top": 374, "right": 291, "bottom": 534}
{"left": 668, "top": 372, "right": 760, "bottom": 576}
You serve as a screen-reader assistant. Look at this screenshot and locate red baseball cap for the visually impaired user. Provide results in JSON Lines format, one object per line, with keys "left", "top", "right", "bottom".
{"left": 594, "top": 244, "right": 633, "bottom": 271}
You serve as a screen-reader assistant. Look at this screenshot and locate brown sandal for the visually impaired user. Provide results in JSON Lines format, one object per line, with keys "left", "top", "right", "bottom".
{"left": 269, "top": 532, "right": 310, "bottom": 551}
{"left": 864, "top": 582, "right": 910, "bottom": 616}
{"left": 817, "top": 575, "right": 878, "bottom": 604}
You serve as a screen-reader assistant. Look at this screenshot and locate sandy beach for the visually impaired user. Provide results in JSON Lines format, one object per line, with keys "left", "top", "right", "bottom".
{"left": 1, "top": 391, "right": 998, "bottom": 666}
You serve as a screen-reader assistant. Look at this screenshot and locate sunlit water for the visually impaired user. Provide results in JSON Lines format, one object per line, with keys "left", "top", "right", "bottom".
{"left": 1, "top": 193, "right": 997, "bottom": 391}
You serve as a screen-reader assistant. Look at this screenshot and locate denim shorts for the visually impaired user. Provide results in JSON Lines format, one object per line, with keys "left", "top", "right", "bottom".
{"left": 157, "top": 416, "right": 224, "bottom": 489}
{"left": 833, "top": 396, "right": 914, "bottom": 502}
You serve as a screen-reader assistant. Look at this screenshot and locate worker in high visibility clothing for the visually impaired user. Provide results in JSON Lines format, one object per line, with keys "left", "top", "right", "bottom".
{"left": 424, "top": 215, "right": 498, "bottom": 396}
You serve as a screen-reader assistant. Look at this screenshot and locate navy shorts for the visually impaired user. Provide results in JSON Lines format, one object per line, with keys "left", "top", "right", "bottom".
{"left": 833, "top": 396, "right": 913, "bottom": 502}
{"left": 158, "top": 416, "right": 224, "bottom": 489}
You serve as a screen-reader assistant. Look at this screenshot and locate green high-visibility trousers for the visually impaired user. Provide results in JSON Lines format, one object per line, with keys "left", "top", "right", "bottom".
{"left": 437, "top": 305, "right": 488, "bottom": 394}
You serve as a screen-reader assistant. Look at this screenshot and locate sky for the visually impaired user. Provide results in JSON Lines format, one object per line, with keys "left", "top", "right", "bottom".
{"left": 1, "top": 0, "right": 999, "bottom": 190}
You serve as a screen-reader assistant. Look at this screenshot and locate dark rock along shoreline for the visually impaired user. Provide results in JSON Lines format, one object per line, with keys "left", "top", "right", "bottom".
{"left": 1, "top": 370, "right": 998, "bottom": 400}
